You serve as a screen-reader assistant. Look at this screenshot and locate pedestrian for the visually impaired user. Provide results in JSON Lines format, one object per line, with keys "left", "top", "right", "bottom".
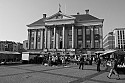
{"left": 107, "top": 58, "right": 120, "bottom": 80}
{"left": 96, "top": 57, "right": 101, "bottom": 72}
{"left": 79, "top": 55, "right": 84, "bottom": 70}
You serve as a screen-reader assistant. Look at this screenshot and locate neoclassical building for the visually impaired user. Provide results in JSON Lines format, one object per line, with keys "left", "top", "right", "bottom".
{"left": 27, "top": 9, "right": 104, "bottom": 55}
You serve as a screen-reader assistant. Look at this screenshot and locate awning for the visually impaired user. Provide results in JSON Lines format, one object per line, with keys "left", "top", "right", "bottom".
{"left": 103, "top": 50, "right": 116, "bottom": 55}
{"left": 0, "top": 51, "right": 20, "bottom": 54}
{"left": 95, "top": 51, "right": 104, "bottom": 54}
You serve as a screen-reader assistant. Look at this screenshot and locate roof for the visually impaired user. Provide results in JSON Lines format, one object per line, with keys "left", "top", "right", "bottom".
{"left": 27, "top": 13, "right": 102, "bottom": 27}
{"left": 27, "top": 18, "right": 46, "bottom": 27}
{"left": 71, "top": 14, "right": 100, "bottom": 22}
{"left": 114, "top": 28, "right": 125, "bottom": 30}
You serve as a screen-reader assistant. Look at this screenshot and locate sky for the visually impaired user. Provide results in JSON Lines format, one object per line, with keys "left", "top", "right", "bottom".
{"left": 0, "top": 0, "right": 125, "bottom": 43}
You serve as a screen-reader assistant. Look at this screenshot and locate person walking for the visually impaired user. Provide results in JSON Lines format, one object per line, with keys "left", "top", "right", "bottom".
{"left": 96, "top": 57, "right": 101, "bottom": 72}
{"left": 79, "top": 55, "right": 84, "bottom": 70}
{"left": 107, "top": 58, "right": 120, "bottom": 80}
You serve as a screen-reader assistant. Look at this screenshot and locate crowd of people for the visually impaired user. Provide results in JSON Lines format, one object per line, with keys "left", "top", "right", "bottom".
{"left": 27, "top": 52, "right": 124, "bottom": 80}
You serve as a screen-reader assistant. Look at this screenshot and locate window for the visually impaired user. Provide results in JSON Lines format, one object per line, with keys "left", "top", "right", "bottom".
{"left": 51, "top": 29, "right": 54, "bottom": 36}
{"left": 37, "top": 42, "right": 40, "bottom": 49}
{"left": 31, "top": 31, "right": 35, "bottom": 42}
{"left": 120, "top": 30, "right": 122, "bottom": 39}
{"left": 86, "top": 40, "right": 91, "bottom": 48}
{"left": 31, "top": 42, "right": 34, "bottom": 49}
{"left": 68, "top": 29, "right": 72, "bottom": 36}
{"left": 31, "top": 31, "right": 34, "bottom": 37}
{"left": 68, "top": 29, "right": 72, "bottom": 49}
{"left": 94, "top": 28, "right": 99, "bottom": 34}
{"left": 95, "top": 40, "right": 99, "bottom": 48}
{"left": 78, "top": 29, "right": 82, "bottom": 35}
{"left": 78, "top": 41, "right": 82, "bottom": 48}
{"left": 37, "top": 31, "right": 41, "bottom": 42}
{"left": 86, "top": 28, "right": 90, "bottom": 35}
{"left": 60, "top": 30, "right": 62, "bottom": 36}
{"left": 78, "top": 36, "right": 82, "bottom": 40}
{"left": 68, "top": 41, "right": 72, "bottom": 48}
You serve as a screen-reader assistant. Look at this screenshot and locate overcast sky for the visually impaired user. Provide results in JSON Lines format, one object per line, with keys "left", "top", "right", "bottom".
{"left": 0, "top": 0, "right": 125, "bottom": 43}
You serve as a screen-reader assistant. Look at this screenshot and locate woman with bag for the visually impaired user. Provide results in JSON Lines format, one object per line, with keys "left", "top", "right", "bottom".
{"left": 107, "top": 58, "right": 120, "bottom": 80}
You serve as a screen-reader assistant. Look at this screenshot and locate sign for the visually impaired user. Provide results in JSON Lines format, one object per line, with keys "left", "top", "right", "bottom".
{"left": 66, "top": 49, "right": 75, "bottom": 52}
{"left": 43, "top": 49, "right": 47, "bottom": 52}
{"left": 48, "top": 49, "right": 56, "bottom": 52}
{"left": 57, "top": 49, "right": 65, "bottom": 52}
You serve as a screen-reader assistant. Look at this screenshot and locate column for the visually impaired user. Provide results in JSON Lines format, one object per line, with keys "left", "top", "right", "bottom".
{"left": 56, "top": 30, "right": 60, "bottom": 49}
{"left": 28, "top": 29, "right": 31, "bottom": 49}
{"left": 44, "top": 27, "right": 47, "bottom": 48}
{"left": 65, "top": 29, "right": 68, "bottom": 48}
{"left": 82, "top": 27, "right": 85, "bottom": 48}
{"left": 40, "top": 29, "right": 43, "bottom": 49}
{"left": 91, "top": 26, "right": 94, "bottom": 48}
{"left": 99, "top": 25, "right": 103, "bottom": 48}
{"left": 62, "top": 25, "right": 65, "bottom": 48}
{"left": 47, "top": 28, "right": 51, "bottom": 49}
{"left": 34, "top": 30, "right": 37, "bottom": 49}
{"left": 72, "top": 25, "right": 74, "bottom": 48}
{"left": 53, "top": 26, "right": 56, "bottom": 49}
{"left": 74, "top": 28, "right": 77, "bottom": 48}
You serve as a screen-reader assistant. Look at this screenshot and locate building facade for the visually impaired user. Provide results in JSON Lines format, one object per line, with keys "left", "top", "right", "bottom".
{"left": 27, "top": 10, "right": 104, "bottom": 55}
{"left": 103, "top": 32, "right": 115, "bottom": 50}
{"left": 114, "top": 28, "right": 125, "bottom": 51}
{"left": 103, "top": 28, "right": 125, "bottom": 51}
{"left": 23, "top": 40, "right": 28, "bottom": 50}
{"left": 0, "top": 41, "right": 24, "bottom": 53}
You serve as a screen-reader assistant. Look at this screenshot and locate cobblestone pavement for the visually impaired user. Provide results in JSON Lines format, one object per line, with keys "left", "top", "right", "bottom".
{"left": 0, "top": 64, "right": 125, "bottom": 83}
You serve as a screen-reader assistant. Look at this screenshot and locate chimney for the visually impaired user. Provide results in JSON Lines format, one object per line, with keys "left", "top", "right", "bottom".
{"left": 77, "top": 12, "right": 80, "bottom": 15}
{"left": 43, "top": 14, "right": 46, "bottom": 18}
{"left": 85, "top": 9, "right": 89, "bottom": 14}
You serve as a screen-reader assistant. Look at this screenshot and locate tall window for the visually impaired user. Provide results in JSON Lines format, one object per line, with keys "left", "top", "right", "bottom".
{"left": 59, "top": 30, "right": 62, "bottom": 36}
{"left": 68, "top": 29, "right": 72, "bottom": 48}
{"left": 86, "top": 28, "right": 90, "bottom": 35}
{"left": 37, "top": 30, "right": 41, "bottom": 49}
{"left": 86, "top": 40, "right": 91, "bottom": 48}
{"left": 94, "top": 27, "right": 99, "bottom": 34}
{"left": 95, "top": 40, "right": 99, "bottom": 48}
{"left": 78, "top": 41, "right": 82, "bottom": 48}
{"left": 77, "top": 28, "right": 82, "bottom": 48}
{"left": 31, "top": 42, "right": 34, "bottom": 49}
{"left": 30, "top": 31, "right": 34, "bottom": 49}
{"left": 78, "top": 29, "right": 82, "bottom": 35}
{"left": 120, "top": 30, "right": 122, "bottom": 40}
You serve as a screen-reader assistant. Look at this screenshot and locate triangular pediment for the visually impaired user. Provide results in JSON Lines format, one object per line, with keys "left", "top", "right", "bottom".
{"left": 46, "top": 12, "right": 75, "bottom": 21}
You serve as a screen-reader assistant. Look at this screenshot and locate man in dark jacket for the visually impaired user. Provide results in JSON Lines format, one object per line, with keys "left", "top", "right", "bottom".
{"left": 97, "top": 57, "right": 101, "bottom": 72}
{"left": 79, "top": 56, "right": 84, "bottom": 70}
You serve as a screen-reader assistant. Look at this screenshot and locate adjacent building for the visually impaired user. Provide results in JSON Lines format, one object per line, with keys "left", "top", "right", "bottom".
{"left": 0, "top": 41, "right": 24, "bottom": 53}
{"left": 103, "top": 28, "right": 125, "bottom": 51}
{"left": 27, "top": 9, "right": 104, "bottom": 55}
{"left": 103, "top": 32, "right": 115, "bottom": 50}
{"left": 0, "top": 41, "right": 24, "bottom": 62}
